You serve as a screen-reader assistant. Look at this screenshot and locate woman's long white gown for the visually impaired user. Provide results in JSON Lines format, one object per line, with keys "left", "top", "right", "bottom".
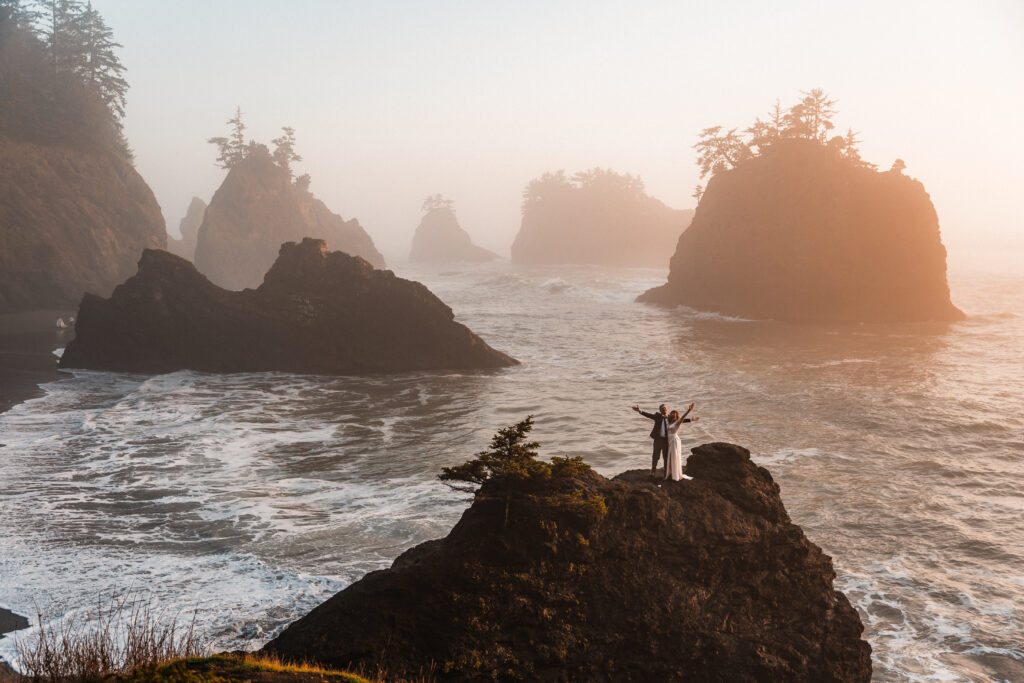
{"left": 665, "top": 417, "right": 688, "bottom": 481}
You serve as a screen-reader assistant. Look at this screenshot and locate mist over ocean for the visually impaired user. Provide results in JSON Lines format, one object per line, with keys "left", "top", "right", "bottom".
{"left": 1, "top": 258, "right": 1022, "bottom": 682}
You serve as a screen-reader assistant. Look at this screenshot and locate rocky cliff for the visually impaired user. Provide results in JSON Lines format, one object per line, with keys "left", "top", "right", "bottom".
{"left": 409, "top": 207, "right": 500, "bottom": 263}
{"left": 511, "top": 169, "right": 693, "bottom": 267}
{"left": 166, "top": 197, "right": 207, "bottom": 261}
{"left": 0, "top": 16, "right": 166, "bottom": 313}
{"left": 639, "top": 140, "right": 963, "bottom": 322}
{"left": 60, "top": 238, "right": 516, "bottom": 374}
{"left": 194, "top": 153, "right": 385, "bottom": 290}
{"left": 264, "top": 443, "right": 871, "bottom": 682}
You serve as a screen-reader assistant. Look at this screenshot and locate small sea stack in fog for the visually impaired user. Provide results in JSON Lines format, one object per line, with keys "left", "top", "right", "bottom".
{"left": 264, "top": 442, "right": 871, "bottom": 681}
{"left": 0, "top": 12, "right": 165, "bottom": 312}
{"left": 640, "top": 91, "right": 964, "bottom": 322}
{"left": 194, "top": 126, "right": 385, "bottom": 290}
{"left": 60, "top": 238, "right": 517, "bottom": 374}
{"left": 409, "top": 194, "right": 500, "bottom": 263}
{"left": 165, "top": 197, "right": 207, "bottom": 262}
{"left": 511, "top": 168, "right": 693, "bottom": 267}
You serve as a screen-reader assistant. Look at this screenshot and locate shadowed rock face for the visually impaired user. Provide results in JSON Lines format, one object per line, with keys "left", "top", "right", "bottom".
{"left": 60, "top": 238, "right": 517, "bottom": 374}
{"left": 194, "top": 153, "right": 385, "bottom": 290}
{"left": 263, "top": 443, "right": 872, "bottom": 682}
{"left": 409, "top": 208, "right": 500, "bottom": 263}
{"left": 0, "top": 18, "right": 165, "bottom": 313}
{"left": 639, "top": 140, "right": 963, "bottom": 322}
{"left": 166, "top": 197, "right": 207, "bottom": 262}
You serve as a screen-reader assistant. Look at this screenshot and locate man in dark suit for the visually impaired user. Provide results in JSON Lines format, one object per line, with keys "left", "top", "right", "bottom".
{"left": 632, "top": 403, "right": 670, "bottom": 477}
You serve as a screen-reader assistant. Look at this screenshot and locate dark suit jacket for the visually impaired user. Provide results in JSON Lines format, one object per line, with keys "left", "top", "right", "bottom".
{"left": 640, "top": 410, "right": 670, "bottom": 440}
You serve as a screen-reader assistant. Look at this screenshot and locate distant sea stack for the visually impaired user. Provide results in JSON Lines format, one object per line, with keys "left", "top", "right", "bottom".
{"left": 640, "top": 91, "right": 963, "bottom": 322}
{"left": 193, "top": 151, "right": 385, "bottom": 290}
{"left": 264, "top": 442, "right": 871, "bottom": 681}
{"left": 60, "top": 238, "right": 516, "bottom": 374}
{"left": 165, "top": 197, "right": 207, "bottom": 261}
{"left": 0, "top": 14, "right": 165, "bottom": 312}
{"left": 409, "top": 196, "right": 500, "bottom": 263}
{"left": 511, "top": 168, "right": 693, "bottom": 267}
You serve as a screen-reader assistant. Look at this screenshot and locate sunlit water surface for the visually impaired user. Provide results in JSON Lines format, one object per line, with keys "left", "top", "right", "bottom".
{"left": 1, "top": 262, "right": 1022, "bottom": 682}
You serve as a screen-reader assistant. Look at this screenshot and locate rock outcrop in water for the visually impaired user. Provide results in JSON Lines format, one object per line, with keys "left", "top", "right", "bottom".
{"left": 639, "top": 139, "right": 963, "bottom": 322}
{"left": 511, "top": 168, "right": 693, "bottom": 267}
{"left": 194, "top": 152, "right": 385, "bottom": 290}
{"left": 264, "top": 442, "right": 872, "bottom": 682}
{"left": 60, "top": 238, "right": 517, "bottom": 374}
{"left": 0, "top": 15, "right": 165, "bottom": 313}
{"left": 166, "top": 197, "right": 207, "bottom": 261}
{"left": 409, "top": 206, "right": 500, "bottom": 263}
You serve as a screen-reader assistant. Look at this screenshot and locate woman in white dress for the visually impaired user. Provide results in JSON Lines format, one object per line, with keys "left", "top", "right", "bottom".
{"left": 665, "top": 403, "right": 698, "bottom": 481}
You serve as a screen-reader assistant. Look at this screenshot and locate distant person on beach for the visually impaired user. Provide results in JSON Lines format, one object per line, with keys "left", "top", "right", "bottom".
{"left": 632, "top": 402, "right": 698, "bottom": 480}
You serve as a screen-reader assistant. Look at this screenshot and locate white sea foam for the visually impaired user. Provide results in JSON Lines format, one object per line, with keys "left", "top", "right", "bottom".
{"left": 2, "top": 264, "right": 1023, "bottom": 680}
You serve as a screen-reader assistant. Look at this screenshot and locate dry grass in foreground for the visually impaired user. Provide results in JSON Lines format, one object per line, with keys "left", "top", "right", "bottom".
{"left": 10, "top": 592, "right": 200, "bottom": 681}
{"left": 4, "top": 597, "right": 432, "bottom": 683}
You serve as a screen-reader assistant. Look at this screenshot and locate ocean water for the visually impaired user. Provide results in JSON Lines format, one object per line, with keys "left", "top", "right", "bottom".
{"left": 1, "top": 260, "right": 1022, "bottom": 682}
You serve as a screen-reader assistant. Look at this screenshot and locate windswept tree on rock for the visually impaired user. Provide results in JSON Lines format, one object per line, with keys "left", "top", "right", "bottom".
{"left": 694, "top": 126, "right": 753, "bottom": 179}
{"left": 440, "top": 416, "right": 591, "bottom": 526}
{"left": 422, "top": 193, "right": 455, "bottom": 214}
{"left": 207, "top": 106, "right": 249, "bottom": 169}
{"left": 693, "top": 88, "right": 887, "bottom": 180}
{"left": 271, "top": 126, "right": 302, "bottom": 178}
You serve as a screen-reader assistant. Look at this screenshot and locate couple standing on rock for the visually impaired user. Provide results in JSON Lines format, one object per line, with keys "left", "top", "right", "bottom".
{"left": 632, "top": 403, "right": 699, "bottom": 481}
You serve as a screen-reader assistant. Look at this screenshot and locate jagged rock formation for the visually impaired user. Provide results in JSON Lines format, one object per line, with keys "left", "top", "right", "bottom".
{"left": 194, "top": 153, "right": 385, "bottom": 290}
{"left": 166, "top": 197, "right": 207, "bottom": 261}
{"left": 639, "top": 140, "right": 963, "bottom": 322}
{"left": 264, "top": 443, "right": 872, "bottom": 682}
{"left": 0, "top": 15, "right": 165, "bottom": 313}
{"left": 409, "top": 207, "right": 500, "bottom": 263}
{"left": 511, "top": 168, "right": 693, "bottom": 267}
{"left": 60, "top": 238, "right": 516, "bottom": 374}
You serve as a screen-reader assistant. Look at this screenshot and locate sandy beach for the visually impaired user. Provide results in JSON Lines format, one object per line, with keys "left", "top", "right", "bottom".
{"left": 0, "top": 310, "right": 74, "bottom": 414}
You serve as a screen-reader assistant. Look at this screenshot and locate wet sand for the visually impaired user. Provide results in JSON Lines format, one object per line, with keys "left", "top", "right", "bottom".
{"left": 0, "top": 310, "right": 74, "bottom": 413}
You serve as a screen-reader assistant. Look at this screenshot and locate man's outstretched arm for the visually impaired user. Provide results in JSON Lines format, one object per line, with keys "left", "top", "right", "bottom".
{"left": 632, "top": 405, "right": 656, "bottom": 420}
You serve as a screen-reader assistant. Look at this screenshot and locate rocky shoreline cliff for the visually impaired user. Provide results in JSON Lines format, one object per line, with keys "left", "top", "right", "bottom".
{"left": 264, "top": 443, "right": 871, "bottom": 682}
{"left": 60, "top": 238, "right": 517, "bottom": 374}
{"left": 0, "top": 15, "right": 166, "bottom": 313}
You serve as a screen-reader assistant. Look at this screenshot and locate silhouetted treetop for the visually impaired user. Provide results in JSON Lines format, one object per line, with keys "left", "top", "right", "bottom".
{"left": 521, "top": 167, "right": 645, "bottom": 215}
{"left": 0, "top": 2, "right": 129, "bottom": 156}
{"left": 208, "top": 110, "right": 306, "bottom": 183}
{"left": 695, "top": 89, "right": 881, "bottom": 182}
{"left": 422, "top": 193, "right": 455, "bottom": 214}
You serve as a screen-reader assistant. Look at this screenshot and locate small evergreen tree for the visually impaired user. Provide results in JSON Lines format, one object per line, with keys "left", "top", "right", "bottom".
{"left": 890, "top": 158, "right": 907, "bottom": 174}
{"left": 207, "top": 106, "right": 249, "bottom": 169}
{"left": 693, "top": 126, "right": 752, "bottom": 179}
{"left": 440, "top": 416, "right": 546, "bottom": 493}
{"left": 271, "top": 125, "right": 302, "bottom": 177}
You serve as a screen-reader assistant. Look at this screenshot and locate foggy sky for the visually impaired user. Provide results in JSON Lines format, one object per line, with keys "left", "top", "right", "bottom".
{"left": 96, "top": 0, "right": 1023, "bottom": 264}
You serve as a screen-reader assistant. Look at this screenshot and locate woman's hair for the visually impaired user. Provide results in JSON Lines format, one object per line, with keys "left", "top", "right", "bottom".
{"left": 668, "top": 410, "right": 680, "bottom": 422}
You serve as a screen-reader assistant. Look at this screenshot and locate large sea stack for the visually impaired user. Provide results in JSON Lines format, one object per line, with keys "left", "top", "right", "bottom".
{"left": 165, "top": 197, "right": 207, "bottom": 261}
{"left": 409, "top": 205, "right": 500, "bottom": 263}
{"left": 264, "top": 443, "right": 872, "bottom": 682}
{"left": 60, "top": 238, "right": 516, "bottom": 374}
{"left": 639, "top": 139, "right": 963, "bottom": 322}
{"left": 194, "top": 152, "right": 385, "bottom": 290}
{"left": 511, "top": 168, "right": 693, "bottom": 267}
{"left": 0, "top": 14, "right": 165, "bottom": 312}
